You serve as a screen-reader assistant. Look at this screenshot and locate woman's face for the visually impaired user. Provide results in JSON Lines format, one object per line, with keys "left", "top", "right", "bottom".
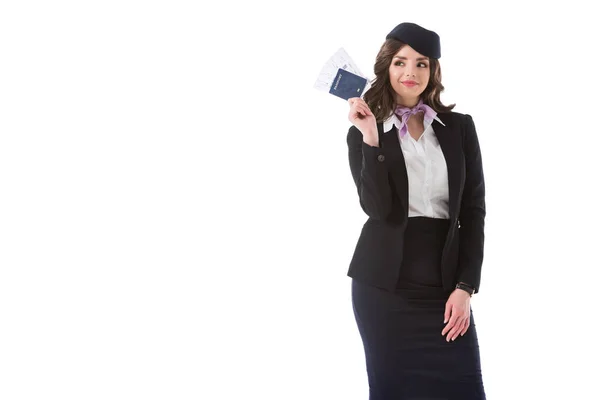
{"left": 388, "top": 45, "right": 431, "bottom": 106}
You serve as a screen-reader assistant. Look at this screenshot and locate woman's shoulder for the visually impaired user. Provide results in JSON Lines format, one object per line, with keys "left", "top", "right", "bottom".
{"left": 436, "top": 110, "right": 473, "bottom": 128}
{"left": 438, "top": 110, "right": 471, "bottom": 119}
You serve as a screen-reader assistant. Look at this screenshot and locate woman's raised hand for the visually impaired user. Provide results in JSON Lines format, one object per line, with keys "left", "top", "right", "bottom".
{"left": 348, "top": 97, "right": 377, "bottom": 138}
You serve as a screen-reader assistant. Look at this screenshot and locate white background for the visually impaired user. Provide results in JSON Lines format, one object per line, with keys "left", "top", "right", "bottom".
{"left": 1, "top": 1, "right": 599, "bottom": 399}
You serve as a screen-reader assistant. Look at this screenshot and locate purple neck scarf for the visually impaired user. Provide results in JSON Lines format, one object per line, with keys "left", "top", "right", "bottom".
{"left": 394, "top": 99, "right": 436, "bottom": 138}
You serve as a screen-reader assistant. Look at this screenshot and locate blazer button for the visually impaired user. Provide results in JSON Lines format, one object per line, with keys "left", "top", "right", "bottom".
{"left": 377, "top": 154, "right": 385, "bottom": 162}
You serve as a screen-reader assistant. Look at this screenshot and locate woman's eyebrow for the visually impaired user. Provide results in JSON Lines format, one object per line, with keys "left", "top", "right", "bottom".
{"left": 393, "top": 56, "right": 429, "bottom": 61}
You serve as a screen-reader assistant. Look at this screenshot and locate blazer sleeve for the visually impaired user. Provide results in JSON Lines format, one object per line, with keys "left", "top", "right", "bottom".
{"left": 457, "top": 114, "right": 486, "bottom": 293}
{"left": 347, "top": 125, "right": 393, "bottom": 220}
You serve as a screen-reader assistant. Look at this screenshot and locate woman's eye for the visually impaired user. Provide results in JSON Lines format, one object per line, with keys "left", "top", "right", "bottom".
{"left": 394, "top": 62, "right": 428, "bottom": 67}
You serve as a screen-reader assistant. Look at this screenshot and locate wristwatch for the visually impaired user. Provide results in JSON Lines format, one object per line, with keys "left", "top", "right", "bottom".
{"left": 455, "top": 282, "right": 475, "bottom": 296}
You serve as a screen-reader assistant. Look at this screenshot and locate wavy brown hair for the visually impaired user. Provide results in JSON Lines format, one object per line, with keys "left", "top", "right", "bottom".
{"left": 363, "top": 39, "right": 455, "bottom": 122}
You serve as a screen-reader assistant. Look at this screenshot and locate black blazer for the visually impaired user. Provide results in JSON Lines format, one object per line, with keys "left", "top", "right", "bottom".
{"left": 346, "top": 112, "right": 485, "bottom": 294}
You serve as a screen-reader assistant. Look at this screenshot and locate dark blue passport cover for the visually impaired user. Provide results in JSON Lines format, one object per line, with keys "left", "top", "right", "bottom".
{"left": 329, "top": 68, "right": 367, "bottom": 100}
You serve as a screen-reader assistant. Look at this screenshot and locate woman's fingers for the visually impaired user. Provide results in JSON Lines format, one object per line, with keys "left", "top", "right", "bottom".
{"left": 441, "top": 290, "right": 472, "bottom": 342}
{"left": 360, "top": 105, "right": 373, "bottom": 116}
{"left": 350, "top": 105, "right": 372, "bottom": 122}
{"left": 443, "top": 302, "right": 452, "bottom": 324}
{"left": 442, "top": 314, "right": 471, "bottom": 341}
{"left": 349, "top": 98, "right": 372, "bottom": 115}
{"left": 446, "top": 317, "right": 463, "bottom": 342}
{"left": 356, "top": 105, "right": 371, "bottom": 117}
{"left": 442, "top": 304, "right": 471, "bottom": 341}
{"left": 441, "top": 311, "right": 458, "bottom": 336}
{"left": 449, "top": 318, "right": 467, "bottom": 341}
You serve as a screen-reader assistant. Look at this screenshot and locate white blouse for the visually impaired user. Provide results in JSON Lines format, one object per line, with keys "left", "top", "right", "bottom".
{"left": 383, "top": 112, "right": 450, "bottom": 219}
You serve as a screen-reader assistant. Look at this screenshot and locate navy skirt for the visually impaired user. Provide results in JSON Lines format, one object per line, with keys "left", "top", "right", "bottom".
{"left": 351, "top": 217, "right": 486, "bottom": 400}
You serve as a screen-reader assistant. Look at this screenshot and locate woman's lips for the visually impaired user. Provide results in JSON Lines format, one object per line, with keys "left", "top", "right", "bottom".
{"left": 402, "top": 81, "right": 417, "bottom": 87}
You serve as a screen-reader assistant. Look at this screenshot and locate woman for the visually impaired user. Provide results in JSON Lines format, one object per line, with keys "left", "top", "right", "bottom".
{"left": 346, "top": 22, "right": 486, "bottom": 399}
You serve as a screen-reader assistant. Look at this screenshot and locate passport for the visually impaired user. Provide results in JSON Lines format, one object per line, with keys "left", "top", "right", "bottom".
{"left": 328, "top": 68, "right": 367, "bottom": 100}
{"left": 313, "top": 47, "right": 371, "bottom": 101}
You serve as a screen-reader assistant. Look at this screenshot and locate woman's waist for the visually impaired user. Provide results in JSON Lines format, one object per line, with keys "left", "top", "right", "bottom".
{"left": 406, "top": 216, "right": 450, "bottom": 233}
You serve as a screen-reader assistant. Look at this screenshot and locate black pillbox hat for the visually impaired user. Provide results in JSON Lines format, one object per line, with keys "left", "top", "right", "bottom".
{"left": 385, "top": 22, "right": 441, "bottom": 59}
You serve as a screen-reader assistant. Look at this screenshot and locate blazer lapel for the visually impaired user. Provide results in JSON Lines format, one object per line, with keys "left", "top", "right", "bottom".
{"left": 378, "top": 122, "right": 409, "bottom": 214}
{"left": 433, "top": 114, "right": 464, "bottom": 221}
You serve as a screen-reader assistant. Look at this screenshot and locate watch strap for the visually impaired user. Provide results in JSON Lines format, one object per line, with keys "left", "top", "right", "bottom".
{"left": 456, "top": 282, "right": 475, "bottom": 296}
